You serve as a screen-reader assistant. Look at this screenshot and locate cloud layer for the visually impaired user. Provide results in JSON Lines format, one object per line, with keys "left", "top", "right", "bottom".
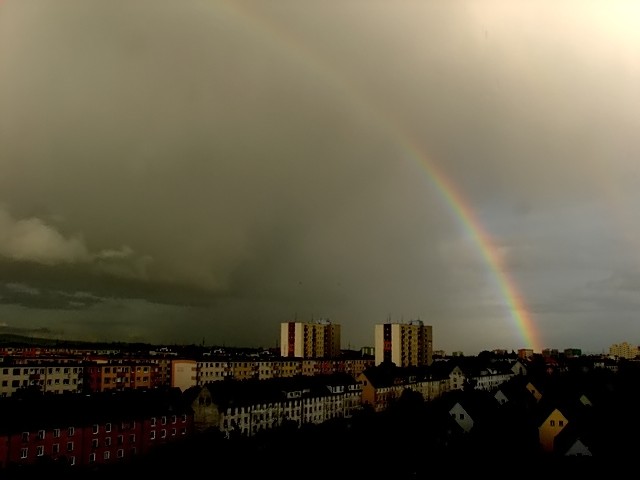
{"left": 1, "top": 0, "right": 639, "bottom": 354}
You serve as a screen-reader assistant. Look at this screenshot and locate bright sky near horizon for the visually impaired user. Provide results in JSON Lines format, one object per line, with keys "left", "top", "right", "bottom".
{"left": 1, "top": 0, "right": 640, "bottom": 355}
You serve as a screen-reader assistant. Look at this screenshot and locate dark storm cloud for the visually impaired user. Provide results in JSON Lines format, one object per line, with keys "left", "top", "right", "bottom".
{"left": 1, "top": 0, "right": 640, "bottom": 353}
{"left": 0, "top": 282, "right": 103, "bottom": 310}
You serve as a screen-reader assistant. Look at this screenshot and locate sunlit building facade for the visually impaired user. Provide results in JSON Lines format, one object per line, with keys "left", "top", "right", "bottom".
{"left": 280, "top": 319, "right": 341, "bottom": 359}
{"left": 609, "top": 342, "right": 639, "bottom": 359}
{"left": 374, "top": 320, "right": 433, "bottom": 367}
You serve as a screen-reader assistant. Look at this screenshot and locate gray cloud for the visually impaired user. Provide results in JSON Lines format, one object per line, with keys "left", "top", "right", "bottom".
{"left": 0, "top": 206, "right": 90, "bottom": 265}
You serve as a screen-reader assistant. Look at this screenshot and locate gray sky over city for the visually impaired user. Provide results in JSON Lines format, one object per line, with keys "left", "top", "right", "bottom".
{"left": 1, "top": 0, "right": 639, "bottom": 355}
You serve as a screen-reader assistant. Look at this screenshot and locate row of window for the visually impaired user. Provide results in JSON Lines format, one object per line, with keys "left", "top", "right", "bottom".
{"left": 21, "top": 427, "right": 187, "bottom": 451}
{"left": 21, "top": 441, "right": 76, "bottom": 454}
{"left": 20, "top": 447, "right": 136, "bottom": 462}
{"left": 1, "top": 378, "right": 79, "bottom": 387}
{"left": 21, "top": 415, "right": 188, "bottom": 442}
{"left": 149, "top": 428, "right": 185, "bottom": 439}
{"left": 2, "top": 367, "right": 80, "bottom": 375}
{"left": 103, "top": 377, "right": 149, "bottom": 384}
{"left": 22, "top": 428, "right": 75, "bottom": 442}
{"left": 91, "top": 434, "right": 135, "bottom": 446}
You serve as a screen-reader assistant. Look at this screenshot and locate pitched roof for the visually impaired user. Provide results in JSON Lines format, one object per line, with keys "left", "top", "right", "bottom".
{"left": 203, "top": 373, "right": 360, "bottom": 409}
{"left": 360, "top": 363, "right": 453, "bottom": 389}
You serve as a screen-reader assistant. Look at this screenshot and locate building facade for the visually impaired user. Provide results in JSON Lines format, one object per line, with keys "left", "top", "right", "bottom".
{"left": 280, "top": 319, "right": 341, "bottom": 359}
{"left": 0, "top": 363, "right": 84, "bottom": 397}
{"left": 374, "top": 320, "right": 433, "bottom": 367}
{"left": 609, "top": 342, "right": 639, "bottom": 360}
{"left": 0, "top": 388, "right": 193, "bottom": 470}
{"left": 186, "top": 373, "right": 362, "bottom": 437}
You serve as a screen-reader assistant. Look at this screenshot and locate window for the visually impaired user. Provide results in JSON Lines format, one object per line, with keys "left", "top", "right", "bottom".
{"left": 105, "top": 423, "right": 111, "bottom": 433}
{"left": 92, "top": 424, "right": 99, "bottom": 434}
{"left": 150, "top": 417, "right": 156, "bottom": 426}
{"left": 117, "top": 435, "right": 124, "bottom": 445}
{"left": 171, "top": 428, "right": 176, "bottom": 436}
{"left": 104, "top": 451, "right": 110, "bottom": 460}
{"left": 117, "top": 449, "right": 124, "bottom": 459}
{"left": 129, "top": 434, "right": 135, "bottom": 443}
{"left": 67, "top": 442, "right": 74, "bottom": 452}
{"left": 171, "top": 415, "right": 177, "bottom": 424}
{"left": 161, "top": 429, "right": 166, "bottom": 439}
{"left": 559, "top": 420, "right": 564, "bottom": 427}
{"left": 69, "top": 456, "right": 76, "bottom": 466}
{"left": 105, "top": 437, "right": 112, "bottom": 447}
{"left": 161, "top": 416, "right": 167, "bottom": 425}
{"left": 459, "top": 414, "right": 464, "bottom": 420}
{"left": 89, "top": 453, "right": 96, "bottom": 463}
{"left": 92, "top": 439, "right": 99, "bottom": 448}
{"left": 52, "top": 443, "right": 60, "bottom": 454}
{"left": 36, "top": 445, "right": 44, "bottom": 456}
{"left": 68, "top": 427, "right": 75, "bottom": 437}
{"left": 21, "top": 432, "right": 29, "bottom": 442}
{"left": 181, "top": 414, "right": 187, "bottom": 422}
{"left": 550, "top": 420, "right": 555, "bottom": 426}
{"left": 181, "top": 427, "right": 186, "bottom": 435}
{"left": 20, "top": 448, "right": 28, "bottom": 459}
{"left": 53, "top": 428, "right": 60, "bottom": 438}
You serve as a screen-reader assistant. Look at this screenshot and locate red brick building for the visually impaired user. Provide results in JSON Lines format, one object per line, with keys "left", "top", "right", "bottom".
{"left": 0, "top": 388, "right": 193, "bottom": 471}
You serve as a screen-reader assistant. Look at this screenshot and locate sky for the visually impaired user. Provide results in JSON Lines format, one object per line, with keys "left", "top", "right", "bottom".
{"left": 1, "top": 0, "right": 640, "bottom": 355}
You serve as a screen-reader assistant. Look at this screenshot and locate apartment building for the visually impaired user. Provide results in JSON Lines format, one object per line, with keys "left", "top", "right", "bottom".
{"left": 0, "top": 388, "right": 193, "bottom": 470}
{"left": 374, "top": 320, "right": 433, "bottom": 367}
{"left": 357, "top": 364, "right": 452, "bottom": 412}
{"left": 280, "top": 319, "right": 341, "bottom": 359}
{"left": 609, "top": 342, "right": 639, "bottom": 360}
{"left": 171, "top": 359, "right": 197, "bottom": 392}
{"left": 185, "top": 373, "right": 362, "bottom": 436}
{"left": 84, "top": 362, "right": 155, "bottom": 393}
{"left": 0, "top": 363, "right": 84, "bottom": 397}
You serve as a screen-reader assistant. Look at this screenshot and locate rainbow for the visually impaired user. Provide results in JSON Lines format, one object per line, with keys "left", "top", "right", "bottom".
{"left": 399, "top": 140, "right": 542, "bottom": 352}
{"left": 211, "top": 3, "right": 542, "bottom": 351}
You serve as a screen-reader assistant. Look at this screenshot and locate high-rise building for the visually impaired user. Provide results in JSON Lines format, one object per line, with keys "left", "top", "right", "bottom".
{"left": 374, "top": 319, "right": 433, "bottom": 367}
{"left": 609, "top": 342, "right": 639, "bottom": 359}
{"left": 280, "top": 319, "right": 341, "bottom": 359}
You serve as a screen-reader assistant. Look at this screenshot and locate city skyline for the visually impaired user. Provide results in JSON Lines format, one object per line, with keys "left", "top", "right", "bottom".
{"left": 1, "top": 1, "right": 640, "bottom": 356}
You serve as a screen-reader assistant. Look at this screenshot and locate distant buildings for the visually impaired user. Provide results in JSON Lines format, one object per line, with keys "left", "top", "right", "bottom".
{"left": 360, "top": 346, "right": 375, "bottom": 356}
{"left": 609, "top": 342, "right": 639, "bottom": 360}
{"left": 563, "top": 348, "right": 582, "bottom": 358}
{"left": 280, "top": 319, "right": 341, "bottom": 359}
{"left": 374, "top": 319, "right": 433, "bottom": 367}
{"left": 517, "top": 349, "right": 534, "bottom": 360}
